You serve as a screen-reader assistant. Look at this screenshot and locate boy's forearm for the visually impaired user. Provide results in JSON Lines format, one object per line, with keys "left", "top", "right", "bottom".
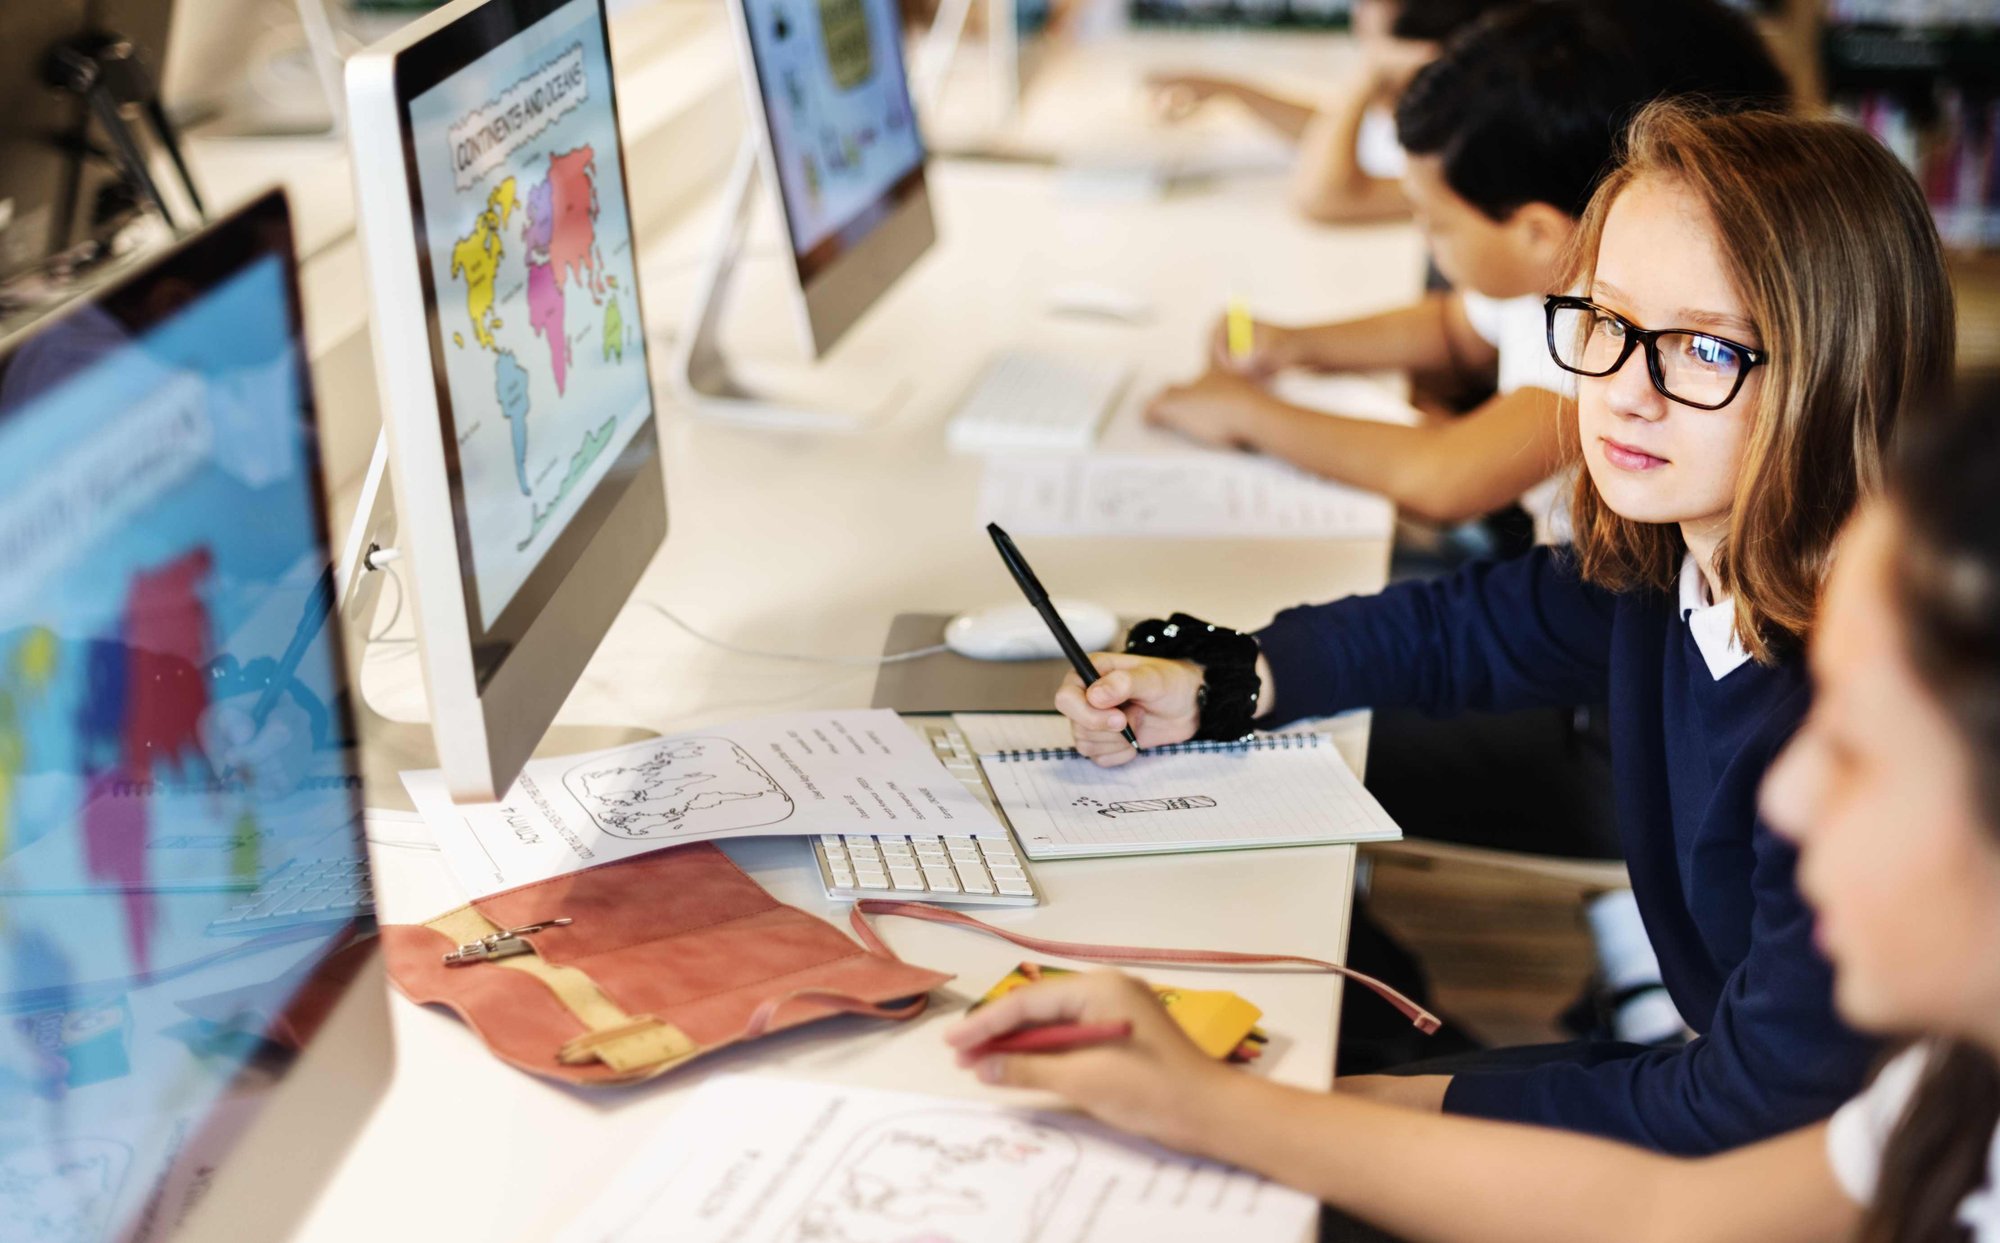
{"left": 1230, "top": 385, "right": 1565, "bottom": 525}
{"left": 1219, "top": 84, "right": 1320, "bottom": 140}
{"left": 1291, "top": 80, "right": 1409, "bottom": 224}
{"left": 1285, "top": 294, "right": 1473, "bottom": 375}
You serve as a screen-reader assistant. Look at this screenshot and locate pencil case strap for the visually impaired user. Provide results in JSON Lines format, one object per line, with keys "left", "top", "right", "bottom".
{"left": 848, "top": 899, "right": 1440, "bottom": 1034}
{"left": 739, "top": 986, "right": 929, "bottom": 1039}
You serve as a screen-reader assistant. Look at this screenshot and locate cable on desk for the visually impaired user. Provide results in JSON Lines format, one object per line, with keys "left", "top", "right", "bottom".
{"left": 367, "top": 558, "right": 408, "bottom": 643}
{"left": 363, "top": 834, "right": 439, "bottom": 851}
{"left": 636, "top": 599, "right": 950, "bottom": 665}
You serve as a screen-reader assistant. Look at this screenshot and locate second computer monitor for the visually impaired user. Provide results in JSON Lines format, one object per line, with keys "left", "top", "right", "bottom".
{"left": 730, "top": 0, "right": 936, "bottom": 355}
{"left": 347, "top": 0, "right": 664, "bottom": 802}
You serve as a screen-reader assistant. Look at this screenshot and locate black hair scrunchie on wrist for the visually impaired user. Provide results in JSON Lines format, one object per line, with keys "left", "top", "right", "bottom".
{"left": 1122, "top": 612, "right": 1263, "bottom": 743}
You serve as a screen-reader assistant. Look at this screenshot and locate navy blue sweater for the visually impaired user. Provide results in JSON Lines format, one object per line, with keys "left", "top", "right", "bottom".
{"left": 1255, "top": 546, "right": 1875, "bottom": 1155}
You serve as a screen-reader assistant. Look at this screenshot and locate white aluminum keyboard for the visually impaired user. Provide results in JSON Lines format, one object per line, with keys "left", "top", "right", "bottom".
{"left": 809, "top": 721, "right": 1043, "bottom": 906}
{"left": 945, "top": 350, "right": 1130, "bottom": 454}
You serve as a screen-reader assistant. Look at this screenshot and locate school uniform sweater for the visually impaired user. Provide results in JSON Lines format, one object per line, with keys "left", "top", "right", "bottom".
{"left": 1254, "top": 545, "right": 1876, "bottom": 1155}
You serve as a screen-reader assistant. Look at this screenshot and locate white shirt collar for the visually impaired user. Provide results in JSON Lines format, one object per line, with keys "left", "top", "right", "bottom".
{"left": 1961, "top": 1130, "right": 2000, "bottom": 1239}
{"left": 1678, "top": 553, "right": 1752, "bottom": 681}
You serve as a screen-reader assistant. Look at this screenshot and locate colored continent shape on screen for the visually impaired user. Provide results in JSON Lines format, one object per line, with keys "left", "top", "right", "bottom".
{"left": 412, "top": 5, "right": 651, "bottom": 631}
{"left": 450, "top": 178, "right": 518, "bottom": 350}
{"left": 521, "top": 146, "right": 603, "bottom": 396}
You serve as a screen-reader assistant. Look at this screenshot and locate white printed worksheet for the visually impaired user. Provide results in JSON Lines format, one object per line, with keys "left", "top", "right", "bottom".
{"left": 402, "top": 709, "right": 1001, "bottom": 898}
{"left": 556, "top": 1075, "right": 1319, "bottom": 1243}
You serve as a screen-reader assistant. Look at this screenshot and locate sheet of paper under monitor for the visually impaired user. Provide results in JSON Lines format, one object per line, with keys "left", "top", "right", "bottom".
{"left": 401, "top": 708, "right": 1002, "bottom": 899}
{"left": 553, "top": 1075, "right": 1319, "bottom": 1243}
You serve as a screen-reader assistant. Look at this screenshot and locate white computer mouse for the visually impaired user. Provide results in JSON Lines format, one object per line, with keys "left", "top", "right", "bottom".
{"left": 943, "top": 599, "right": 1119, "bottom": 661}
{"left": 1044, "top": 281, "right": 1156, "bottom": 325}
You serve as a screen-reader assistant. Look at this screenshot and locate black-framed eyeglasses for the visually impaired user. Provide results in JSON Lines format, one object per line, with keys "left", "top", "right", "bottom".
{"left": 1543, "top": 295, "right": 1767, "bottom": 411}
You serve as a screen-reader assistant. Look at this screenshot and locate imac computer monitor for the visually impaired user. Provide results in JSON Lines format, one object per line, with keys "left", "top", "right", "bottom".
{"left": 0, "top": 189, "right": 390, "bottom": 1243}
{"left": 347, "top": 0, "right": 666, "bottom": 802}
{"left": 729, "top": 0, "right": 936, "bottom": 355}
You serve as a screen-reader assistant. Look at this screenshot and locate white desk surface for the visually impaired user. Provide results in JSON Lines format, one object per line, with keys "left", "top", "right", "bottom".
{"left": 280, "top": 99, "right": 1423, "bottom": 1243}
{"left": 925, "top": 24, "right": 1357, "bottom": 165}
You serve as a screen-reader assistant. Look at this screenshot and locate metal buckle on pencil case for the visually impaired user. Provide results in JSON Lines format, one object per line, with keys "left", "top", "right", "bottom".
{"left": 378, "top": 843, "right": 953, "bottom": 1085}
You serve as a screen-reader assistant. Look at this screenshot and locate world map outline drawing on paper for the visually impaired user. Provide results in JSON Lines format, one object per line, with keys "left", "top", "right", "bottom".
{"left": 779, "top": 1110, "right": 1078, "bottom": 1243}
{"left": 562, "top": 738, "right": 795, "bottom": 839}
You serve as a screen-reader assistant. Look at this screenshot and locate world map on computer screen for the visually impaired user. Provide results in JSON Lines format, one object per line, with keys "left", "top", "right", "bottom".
{"left": 408, "top": 0, "right": 651, "bottom": 631}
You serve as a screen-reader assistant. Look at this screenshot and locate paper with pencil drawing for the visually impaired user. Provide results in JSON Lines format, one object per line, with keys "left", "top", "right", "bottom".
{"left": 554, "top": 1075, "right": 1318, "bottom": 1243}
{"left": 952, "top": 717, "right": 1400, "bottom": 860}
{"left": 401, "top": 709, "right": 998, "bottom": 898}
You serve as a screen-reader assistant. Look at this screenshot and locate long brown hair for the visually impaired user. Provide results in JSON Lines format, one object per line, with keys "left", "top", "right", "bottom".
{"left": 1561, "top": 102, "right": 1954, "bottom": 663}
{"left": 1862, "top": 382, "right": 2000, "bottom": 1243}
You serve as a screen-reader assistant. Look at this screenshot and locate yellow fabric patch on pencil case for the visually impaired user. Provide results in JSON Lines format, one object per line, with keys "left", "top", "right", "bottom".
{"left": 975, "top": 962, "right": 1265, "bottom": 1061}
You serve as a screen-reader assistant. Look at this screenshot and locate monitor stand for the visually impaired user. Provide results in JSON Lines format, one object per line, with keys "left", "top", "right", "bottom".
{"left": 910, "top": 0, "right": 1024, "bottom": 134}
{"left": 671, "top": 140, "right": 905, "bottom": 433}
{"left": 334, "top": 434, "right": 653, "bottom": 811}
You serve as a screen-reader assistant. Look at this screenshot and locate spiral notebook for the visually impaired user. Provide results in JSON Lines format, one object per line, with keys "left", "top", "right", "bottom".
{"left": 953, "top": 714, "right": 1403, "bottom": 860}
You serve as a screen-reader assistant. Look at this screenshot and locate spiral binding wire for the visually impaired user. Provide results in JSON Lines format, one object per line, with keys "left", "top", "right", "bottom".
{"left": 987, "top": 733, "right": 1327, "bottom": 762}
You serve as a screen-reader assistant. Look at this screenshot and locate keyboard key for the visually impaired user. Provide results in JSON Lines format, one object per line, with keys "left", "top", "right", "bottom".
{"left": 959, "top": 871, "right": 996, "bottom": 895}
{"left": 889, "top": 867, "right": 925, "bottom": 891}
{"left": 996, "top": 876, "right": 1034, "bottom": 897}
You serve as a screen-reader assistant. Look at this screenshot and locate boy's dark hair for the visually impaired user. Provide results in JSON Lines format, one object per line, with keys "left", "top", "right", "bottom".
{"left": 1387, "top": 0, "right": 1509, "bottom": 42}
{"left": 1395, "top": 0, "right": 1790, "bottom": 220}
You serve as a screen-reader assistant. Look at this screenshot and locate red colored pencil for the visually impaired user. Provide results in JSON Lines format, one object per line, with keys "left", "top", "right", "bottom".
{"left": 968, "top": 1020, "right": 1134, "bottom": 1058}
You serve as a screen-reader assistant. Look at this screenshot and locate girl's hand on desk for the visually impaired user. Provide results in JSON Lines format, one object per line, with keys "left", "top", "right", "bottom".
{"left": 1054, "top": 653, "right": 1202, "bottom": 765}
{"left": 1144, "top": 369, "right": 1274, "bottom": 451}
{"left": 945, "top": 970, "right": 1233, "bottom": 1153}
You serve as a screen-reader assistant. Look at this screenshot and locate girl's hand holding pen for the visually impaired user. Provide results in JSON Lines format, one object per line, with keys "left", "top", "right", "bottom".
{"left": 1053, "top": 653, "right": 1204, "bottom": 766}
{"left": 945, "top": 970, "right": 1235, "bottom": 1155}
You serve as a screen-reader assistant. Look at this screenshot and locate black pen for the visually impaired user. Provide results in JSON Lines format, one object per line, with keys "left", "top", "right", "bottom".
{"left": 986, "top": 523, "right": 1141, "bottom": 752}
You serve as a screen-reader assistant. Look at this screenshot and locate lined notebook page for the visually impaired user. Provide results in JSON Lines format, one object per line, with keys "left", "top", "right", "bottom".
{"left": 967, "top": 729, "right": 1403, "bottom": 860}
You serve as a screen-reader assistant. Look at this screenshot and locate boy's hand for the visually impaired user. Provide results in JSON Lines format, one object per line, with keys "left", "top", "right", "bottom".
{"left": 946, "top": 969, "right": 1235, "bottom": 1154}
{"left": 1145, "top": 369, "right": 1270, "bottom": 450}
{"left": 1208, "top": 315, "right": 1301, "bottom": 379}
{"left": 1053, "top": 652, "right": 1202, "bottom": 765}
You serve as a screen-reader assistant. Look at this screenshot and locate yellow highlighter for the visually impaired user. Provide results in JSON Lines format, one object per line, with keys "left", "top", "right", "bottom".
{"left": 1226, "top": 295, "right": 1255, "bottom": 364}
